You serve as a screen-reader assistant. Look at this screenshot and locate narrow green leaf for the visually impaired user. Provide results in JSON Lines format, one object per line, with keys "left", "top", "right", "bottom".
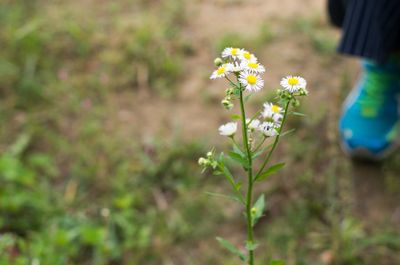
{"left": 218, "top": 152, "right": 225, "bottom": 165}
{"left": 252, "top": 150, "right": 263, "bottom": 159}
{"left": 228, "top": 150, "right": 245, "bottom": 160}
{"left": 252, "top": 143, "right": 273, "bottom": 159}
{"left": 232, "top": 142, "right": 245, "bottom": 157}
{"left": 231, "top": 114, "right": 241, "bottom": 120}
{"left": 244, "top": 93, "right": 253, "bottom": 102}
{"left": 216, "top": 160, "right": 245, "bottom": 204}
{"left": 220, "top": 164, "right": 235, "bottom": 183}
{"left": 251, "top": 194, "right": 265, "bottom": 227}
{"left": 235, "top": 181, "right": 242, "bottom": 191}
{"left": 268, "top": 260, "right": 285, "bottom": 265}
{"left": 233, "top": 87, "right": 241, "bottom": 96}
{"left": 228, "top": 151, "right": 249, "bottom": 169}
{"left": 291, "top": 111, "right": 306, "bottom": 117}
{"left": 255, "top": 162, "right": 285, "bottom": 182}
{"left": 216, "top": 237, "right": 247, "bottom": 262}
{"left": 280, "top": 128, "right": 296, "bottom": 137}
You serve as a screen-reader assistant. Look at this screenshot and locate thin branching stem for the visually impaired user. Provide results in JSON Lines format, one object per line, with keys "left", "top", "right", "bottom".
{"left": 225, "top": 76, "right": 238, "bottom": 88}
{"left": 230, "top": 137, "right": 245, "bottom": 154}
{"left": 248, "top": 110, "right": 261, "bottom": 123}
{"left": 253, "top": 136, "right": 267, "bottom": 153}
{"left": 255, "top": 99, "right": 291, "bottom": 180}
{"left": 239, "top": 87, "right": 255, "bottom": 265}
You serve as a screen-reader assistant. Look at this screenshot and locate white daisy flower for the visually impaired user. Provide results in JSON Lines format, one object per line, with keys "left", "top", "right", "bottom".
{"left": 239, "top": 50, "right": 257, "bottom": 62}
{"left": 210, "top": 63, "right": 234, "bottom": 79}
{"left": 239, "top": 71, "right": 264, "bottom": 92}
{"left": 246, "top": 118, "right": 260, "bottom": 130}
{"left": 258, "top": 122, "right": 279, "bottom": 137}
{"left": 222, "top": 47, "right": 242, "bottom": 60}
{"left": 218, "top": 122, "right": 238, "bottom": 137}
{"left": 261, "top": 102, "right": 283, "bottom": 122}
{"left": 280, "top": 75, "right": 307, "bottom": 93}
{"left": 240, "top": 60, "right": 265, "bottom": 74}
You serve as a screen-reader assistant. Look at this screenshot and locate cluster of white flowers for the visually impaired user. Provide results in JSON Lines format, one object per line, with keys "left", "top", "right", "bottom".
{"left": 211, "top": 47, "right": 265, "bottom": 92}
{"left": 209, "top": 47, "right": 307, "bottom": 140}
{"left": 219, "top": 118, "right": 279, "bottom": 138}
{"left": 219, "top": 118, "right": 280, "bottom": 137}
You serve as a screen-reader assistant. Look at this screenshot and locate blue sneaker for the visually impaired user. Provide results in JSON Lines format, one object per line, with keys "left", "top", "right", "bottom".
{"left": 339, "top": 60, "right": 400, "bottom": 160}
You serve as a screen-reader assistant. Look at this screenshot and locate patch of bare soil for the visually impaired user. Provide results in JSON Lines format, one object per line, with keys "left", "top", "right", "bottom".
{"left": 112, "top": 0, "right": 337, "bottom": 140}
{"left": 351, "top": 161, "right": 400, "bottom": 228}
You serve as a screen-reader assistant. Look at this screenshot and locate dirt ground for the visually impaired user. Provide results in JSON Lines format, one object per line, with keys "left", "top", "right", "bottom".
{"left": 114, "top": 0, "right": 345, "bottom": 138}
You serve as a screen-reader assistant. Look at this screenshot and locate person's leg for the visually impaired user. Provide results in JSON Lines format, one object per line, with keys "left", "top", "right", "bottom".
{"left": 339, "top": 56, "right": 400, "bottom": 160}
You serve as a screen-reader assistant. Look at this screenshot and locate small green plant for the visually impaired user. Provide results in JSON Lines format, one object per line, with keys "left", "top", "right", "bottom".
{"left": 199, "top": 47, "right": 308, "bottom": 264}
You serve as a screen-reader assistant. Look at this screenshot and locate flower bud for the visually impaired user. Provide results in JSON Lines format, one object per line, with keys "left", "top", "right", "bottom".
{"left": 278, "top": 89, "right": 291, "bottom": 100}
{"left": 292, "top": 98, "right": 300, "bottom": 107}
{"left": 198, "top": 157, "right": 208, "bottom": 166}
{"left": 225, "top": 88, "right": 234, "bottom": 96}
{"left": 214, "top": 57, "right": 223, "bottom": 67}
{"left": 221, "top": 98, "right": 234, "bottom": 110}
{"left": 251, "top": 207, "right": 257, "bottom": 215}
{"left": 206, "top": 151, "right": 213, "bottom": 158}
{"left": 299, "top": 87, "right": 308, "bottom": 96}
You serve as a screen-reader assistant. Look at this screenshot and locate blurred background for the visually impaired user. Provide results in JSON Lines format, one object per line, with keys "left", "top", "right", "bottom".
{"left": 1, "top": 0, "right": 400, "bottom": 264}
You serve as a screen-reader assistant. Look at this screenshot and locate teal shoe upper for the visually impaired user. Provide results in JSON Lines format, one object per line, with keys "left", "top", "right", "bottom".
{"left": 339, "top": 59, "right": 400, "bottom": 158}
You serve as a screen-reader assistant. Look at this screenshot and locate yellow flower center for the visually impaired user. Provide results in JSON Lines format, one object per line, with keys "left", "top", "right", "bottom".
{"left": 217, "top": 67, "right": 225, "bottom": 75}
{"left": 248, "top": 62, "right": 258, "bottom": 69}
{"left": 288, "top": 77, "right": 299, "bottom": 85}
{"left": 243, "top": 52, "right": 251, "bottom": 59}
{"left": 246, "top": 75, "right": 257, "bottom": 85}
{"left": 231, "top": 48, "right": 238, "bottom": 56}
{"left": 271, "top": 105, "right": 280, "bottom": 113}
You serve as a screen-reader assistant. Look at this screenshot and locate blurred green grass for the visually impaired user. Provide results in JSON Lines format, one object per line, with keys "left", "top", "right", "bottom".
{"left": 1, "top": 0, "right": 400, "bottom": 265}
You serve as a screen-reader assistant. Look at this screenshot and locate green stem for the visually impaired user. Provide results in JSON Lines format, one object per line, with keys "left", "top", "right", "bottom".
{"left": 225, "top": 76, "right": 238, "bottom": 88}
{"left": 239, "top": 88, "right": 254, "bottom": 265}
{"left": 255, "top": 99, "right": 291, "bottom": 180}
{"left": 230, "top": 137, "right": 245, "bottom": 155}
{"left": 253, "top": 136, "right": 267, "bottom": 153}
{"left": 248, "top": 110, "right": 261, "bottom": 123}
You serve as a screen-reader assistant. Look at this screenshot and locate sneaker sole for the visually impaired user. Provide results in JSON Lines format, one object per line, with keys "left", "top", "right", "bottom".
{"left": 340, "top": 139, "right": 399, "bottom": 161}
